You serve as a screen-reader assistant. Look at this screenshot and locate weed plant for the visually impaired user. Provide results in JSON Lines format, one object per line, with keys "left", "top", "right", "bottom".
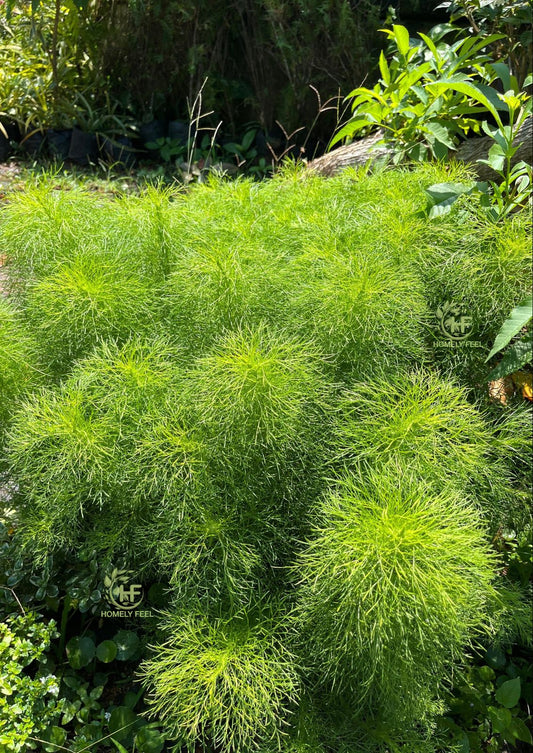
{"left": 296, "top": 469, "right": 499, "bottom": 728}
{"left": 141, "top": 605, "right": 299, "bottom": 752}
{"left": 23, "top": 257, "right": 160, "bottom": 375}
{"left": 1, "top": 164, "right": 531, "bottom": 751}
{"left": 0, "top": 299, "right": 39, "bottom": 440}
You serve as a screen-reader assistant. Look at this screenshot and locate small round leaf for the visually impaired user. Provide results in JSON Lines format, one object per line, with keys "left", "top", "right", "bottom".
{"left": 114, "top": 629, "right": 140, "bottom": 661}
{"left": 495, "top": 677, "right": 521, "bottom": 709}
{"left": 108, "top": 706, "right": 137, "bottom": 743}
{"left": 66, "top": 636, "right": 96, "bottom": 669}
{"left": 96, "top": 639, "right": 117, "bottom": 663}
{"left": 134, "top": 725, "right": 165, "bottom": 753}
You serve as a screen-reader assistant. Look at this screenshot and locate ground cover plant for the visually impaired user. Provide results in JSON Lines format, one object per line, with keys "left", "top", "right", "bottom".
{"left": 0, "top": 163, "right": 531, "bottom": 752}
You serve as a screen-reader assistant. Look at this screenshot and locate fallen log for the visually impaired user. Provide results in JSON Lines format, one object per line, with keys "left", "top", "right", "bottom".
{"left": 306, "top": 117, "right": 532, "bottom": 180}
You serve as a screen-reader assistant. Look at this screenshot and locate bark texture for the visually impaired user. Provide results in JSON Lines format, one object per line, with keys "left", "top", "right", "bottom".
{"left": 306, "top": 118, "right": 532, "bottom": 180}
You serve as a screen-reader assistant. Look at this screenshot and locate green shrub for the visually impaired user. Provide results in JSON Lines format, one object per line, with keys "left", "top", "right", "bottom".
{"left": 287, "top": 244, "right": 427, "bottom": 377}
{"left": 23, "top": 257, "right": 159, "bottom": 374}
{"left": 1, "top": 166, "right": 531, "bottom": 751}
{"left": 0, "top": 185, "right": 105, "bottom": 295}
{"left": 141, "top": 606, "right": 298, "bottom": 752}
{"left": 296, "top": 469, "right": 498, "bottom": 728}
{"left": 0, "top": 613, "right": 62, "bottom": 753}
{"left": 0, "top": 299, "right": 39, "bottom": 447}
{"left": 7, "top": 338, "right": 185, "bottom": 562}
{"left": 163, "top": 241, "right": 285, "bottom": 356}
{"left": 183, "top": 326, "right": 324, "bottom": 471}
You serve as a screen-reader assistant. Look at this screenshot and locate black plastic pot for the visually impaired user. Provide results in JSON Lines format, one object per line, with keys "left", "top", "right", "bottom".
{"left": 0, "top": 133, "right": 10, "bottom": 163}
{"left": 68, "top": 128, "right": 98, "bottom": 165}
{"left": 168, "top": 120, "right": 188, "bottom": 144}
{"left": 20, "top": 130, "right": 47, "bottom": 156}
{"left": 47, "top": 129, "right": 72, "bottom": 161}
{"left": 0, "top": 119, "right": 20, "bottom": 162}
{"left": 99, "top": 135, "right": 136, "bottom": 167}
{"left": 139, "top": 119, "right": 167, "bottom": 147}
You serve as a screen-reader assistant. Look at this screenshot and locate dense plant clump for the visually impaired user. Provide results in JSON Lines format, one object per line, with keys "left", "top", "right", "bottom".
{"left": 296, "top": 472, "right": 497, "bottom": 723}
{"left": 141, "top": 607, "right": 298, "bottom": 752}
{"left": 0, "top": 165, "right": 531, "bottom": 751}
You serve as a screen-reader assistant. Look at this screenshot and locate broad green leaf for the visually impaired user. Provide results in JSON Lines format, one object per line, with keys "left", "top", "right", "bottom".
{"left": 428, "top": 196, "right": 460, "bottom": 218}
{"left": 40, "top": 726, "right": 67, "bottom": 753}
{"left": 426, "top": 182, "right": 474, "bottom": 218}
{"left": 454, "top": 34, "right": 506, "bottom": 70}
{"left": 479, "top": 143, "right": 506, "bottom": 172}
{"left": 114, "top": 629, "right": 140, "bottom": 661}
{"left": 378, "top": 51, "right": 390, "bottom": 85}
{"left": 486, "top": 335, "right": 532, "bottom": 380}
{"left": 66, "top": 636, "right": 95, "bottom": 669}
{"left": 393, "top": 25, "right": 410, "bottom": 57}
{"left": 111, "top": 740, "right": 129, "bottom": 753}
{"left": 495, "top": 677, "right": 521, "bottom": 709}
{"left": 485, "top": 647, "right": 507, "bottom": 670}
{"left": 486, "top": 295, "right": 532, "bottom": 360}
{"left": 425, "top": 78, "right": 502, "bottom": 125}
{"left": 480, "top": 121, "right": 509, "bottom": 150}
{"left": 135, "top": 725, "right": 166, "bottom": 753}
{"left": 424, "top": 121, "right": 456, "bottom": 149}
{"left": 96, "top": 639, "right": 118, "bottom": 663}
{"left": 426, "top": 182, "right": 472, "bottom": 201}
{"left": 329, "top": 119, "right": 376, "bottom": 147}
{"left": 223, "top": 143, "right": 240, "bottom": 155}
{"left": 346, "top": 86, "right": 386, "bottom": 104}
{"left": 418, "top": 32, "right": 440, "bottom": 63}
{"left": 411, "top": 85, "right": 429, "bottom": 105}
{"left": 488, "top": 62, "right": 516, "bottom": 94}
{"left": 487, "top": 705, "right": 512, "bottom": 733}
{"left": 508, "top": 717, "right": 533, "bottom": 744}
{"left": 241, "top": 129, "right": 256, "bottom": 151}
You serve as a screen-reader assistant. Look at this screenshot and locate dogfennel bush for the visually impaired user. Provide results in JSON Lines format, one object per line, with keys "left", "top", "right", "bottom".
{"left": 0, "top": 167, "right": 530, "bottom": 751}
{"left": 140, "top": 605, "right": 299, "bottom": 753}
{"left": 296, "top": 469, "right": 499, "bottom": 728}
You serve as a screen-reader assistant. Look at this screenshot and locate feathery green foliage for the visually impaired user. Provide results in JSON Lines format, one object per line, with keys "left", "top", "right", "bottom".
{"left": 296, "top": 469, "right": 498, "bottom": 727}
{"left": 23, "top": 257, "right": 159, "bottom": 374}
{"left": 7, "top": 338, "right": 186, "bottom": 562}
{"left": 418, "top": 210, "right": 532, "bottom": 384}
{"left": 183, "top": 326, "right": 324, "bottom": 470}
{"left": 332, "top": 370, "right": 490, "bottom": 482}
{"left": 141, "top": 606, "right": 299, "bottom": 752}
{"left": 0, "top": 299, "right": 39, "bottom": 449}
{"left": 288, "top": 246, "right": 427, "bottom": 377}
{"left": 0, "top": 165, "right": 530, "bottom": 750}
{"left": 0, "top": 184, "right": 108, "bottom": 294}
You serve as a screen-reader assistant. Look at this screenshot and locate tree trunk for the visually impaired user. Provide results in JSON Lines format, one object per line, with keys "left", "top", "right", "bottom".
{"left": 306, "top": 118, "right": 532, "bottom": 180}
